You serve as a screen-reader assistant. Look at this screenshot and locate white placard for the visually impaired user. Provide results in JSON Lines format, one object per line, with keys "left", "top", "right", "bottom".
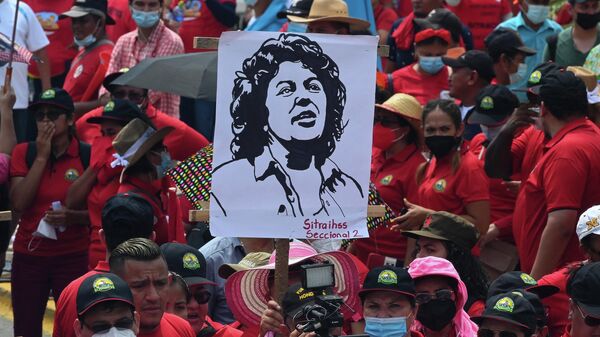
{"left": 210, "top": 31, "right": 377, "bottom": 239}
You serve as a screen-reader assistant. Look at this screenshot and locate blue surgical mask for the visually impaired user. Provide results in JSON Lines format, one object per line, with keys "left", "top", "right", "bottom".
{"left": 155, "top": 151, "right": 175, "bottom": 179}
{"left": 74, "top": 34, "right": 97, "bottom": 47}
{"left": 481, "top": 124, "right": 503, "bottom": 140}
{"left": 509, "top": 63, "right": 528, "bottom": 84}
{"left": 287, "top": 22, "right": 308, "bottom": 33}
{"left": 419, "top": 56, "right": 445, "bottom": 75}
{"left": 131, "top": 7, "right": 160, "bottom": 28}
{"left": 364, "top": 316, "right": 408, "bottom": 337}
{"left": 525, "top": 3, "right": 550, "bottom": 25}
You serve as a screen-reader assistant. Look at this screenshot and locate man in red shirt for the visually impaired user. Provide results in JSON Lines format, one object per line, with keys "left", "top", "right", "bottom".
{"left": 109, "top": 238, "right": 196, "bottom": 337}
{"left": 562, "top": 263, "right": 600, "bottom": 337}
{"left": 106, "top": 0, "right": 136, "bottom": 42}
{"left": 373, "top": 0, "right": 398, "bottom": 44}
{"left": 53, "top": 193, "right": 156, "bottom": 337}
{"left": 513, "top": 70, "right": 600, "bottom": 279}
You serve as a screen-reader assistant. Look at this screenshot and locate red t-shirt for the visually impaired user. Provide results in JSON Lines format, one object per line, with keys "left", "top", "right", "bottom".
{"left": 27, "top": 0, "right": 78, "bottom": 77}
{"left": 513, "top": 119, "right": 600, "bottom": 273}
{"left": 447, "top": 0, "right": 512, "bottom": 50}
{"left": 139, "top": 313, "right": 196, "bottom": 337}
{"left": 470, "top": 134, "right": 518, "bottom": 223}
{"left": 171, "top": 0, "right": 236, "bottom": 53}
{"left": 511, "top": 126, "right": 546, "bottom": 180}
{"left": 417, "top": 146, "right": 489, "bottom": 215}
{"left": 76, "top": 105, "right": 209, "bottom": 161}
{"left": 375, "top": 4, "right": 398, "bottom": 33}
{"left": 391, "top": 64, "right": 449, "bottom": 105}
{"left": 352, "top": 145, "right": 425, "bottom": 263}
{"left": 53, "top": 261, "right": 110, "bottom": 337}
{"left": 206, "top": 316, "right": 243, "bottom": 337}
{"left": 538, "top": 265, "right": 571, "bottom": 337}
{"left": 106, "top": 0, "right": 137, "bottom": 43}
{"left": 63, "top": 42, "right": 114, "bottom": 102}
{"left": 10, "top": 138, "right": 90, "bottom": 256}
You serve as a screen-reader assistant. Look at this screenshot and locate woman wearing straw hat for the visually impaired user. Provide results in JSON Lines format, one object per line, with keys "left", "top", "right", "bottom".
{"left": 349, "top": 93, "right": 425, "bottom": 266}
{"left": 111, "top": 118, "right": 185, "bottom": 245}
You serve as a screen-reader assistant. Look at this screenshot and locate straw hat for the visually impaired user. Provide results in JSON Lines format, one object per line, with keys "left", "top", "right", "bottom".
{"left": 567, "top": 66, "right": 598, "bottom": 92}
{"left": 287, "top": 0, "right": 370, "bottom": 30}
{"left": 375, "top": 93, "right": 423, "bottom": 134}
{"left": 111, "top": 118, "right": 174, "bottom": 178}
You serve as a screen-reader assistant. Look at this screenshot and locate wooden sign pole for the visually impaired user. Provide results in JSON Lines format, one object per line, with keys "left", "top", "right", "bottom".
{"left": 273, "top": 239, "right": 290, "bottom": 303}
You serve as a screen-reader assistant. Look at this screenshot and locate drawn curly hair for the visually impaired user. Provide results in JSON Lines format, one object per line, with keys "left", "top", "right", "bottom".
{"left": 229, "top": 33, "right": 346, "bottom": 163}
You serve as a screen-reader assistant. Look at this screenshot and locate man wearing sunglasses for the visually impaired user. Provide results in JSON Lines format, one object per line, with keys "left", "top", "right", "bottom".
{"left": 472, "top": 291, "right": 539, "bottom": 337}
{"left": 74, "top": 272, "right": 140, "bottom": 337}
{"left": 564, "top": 262, "right": 600, "bottom": 337}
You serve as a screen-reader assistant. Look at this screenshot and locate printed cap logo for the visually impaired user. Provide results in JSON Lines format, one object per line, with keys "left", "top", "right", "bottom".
{"left": 183, "top": 252, "right": 201, "bottom": 270}
{"left": 433, "top": 179, "right": 447, "bottom": 193}
{"left": 118, "top": 67, "right": 130, "bottom": 73}
{"left": 377, "top": 270, "right": 398, "bottom": 285}
{"left": 493, "top": 297, "right": 515, "bottom": 313}
{"left": 529, "top": 70, "right": 542, "bottom": 84}
{"left": 380, "top": 175, "right": 393, "bottom": 186}
{"left": 480, "top": 96, "right": 494, "bottom": 110}
{"left": 423, "top": 215, "right": 433, "bottom": 228}
{"left": 586, "top": 217, "right": 599, "bottom": 231}
{"left": 65, "top": 168, "right": 80, "bottom": 182}
{"left": 520, "top": 273, "right": 537, "bottom": 286}
{"left": 41, "top": 89, "right": 56, "bottom": 99}
{"left": 93, "top": 277, "right": 115, "bottom": 293}
{"left": 104, "top": 101, "right": 115, "bottom": 112}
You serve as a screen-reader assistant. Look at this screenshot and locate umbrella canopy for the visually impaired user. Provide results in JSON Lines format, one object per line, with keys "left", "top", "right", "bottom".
{"left": 111, "top": 52, "right": 218, "bottom": 101}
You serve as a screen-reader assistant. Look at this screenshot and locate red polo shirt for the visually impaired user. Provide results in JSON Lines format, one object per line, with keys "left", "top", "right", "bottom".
{"left": 63, "top": 42, "right": 114, "bottom": 102}
{"left": 538, "top": 265, "right": 572, "bottom": 337}
{"left": 417, "top": 146, "right": 489, "bottom": 215}
{"left": 447, "top": 0, "right": 512, "bottom": 50}
{"left": 106, "top": 0, "right": 136, "bottom": 43}
{"left": 513, "top": 119, "right": 600, "bottom": 273}
{"left": 118, "top": 176, "right": 185, "bottom": 245}
{"left": 53, "top": 261, "right": 110, "bottom": 337}
{"left": 391, "top": 64, "right": 449, "bottom": 105}
{"left": 511, "top": 126, "right": 546, "bottom": 179}
{"left": 76, "top": 105, "right": 209, "bottom": 161}
{"left": 139, "top": 313, "right": 195, "bottom": 337}
{"left": 10, "top": 138, "right": 89, "bottom": 256}
{"left": 352, "top": 144, "right": 425, "bottom": 263}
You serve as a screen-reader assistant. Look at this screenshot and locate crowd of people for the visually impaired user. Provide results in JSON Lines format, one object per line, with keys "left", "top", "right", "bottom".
{"left": 1, "top": 0, "right": 600, "bottom": 336}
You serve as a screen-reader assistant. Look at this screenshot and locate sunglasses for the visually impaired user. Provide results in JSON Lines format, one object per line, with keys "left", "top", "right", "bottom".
{"left": 191, "top": 289, "right": 212, "bottom": 305}
{"left": 83, "top": 317, "right": 134, "bottom": 334}
{"left": 576, "top": 302, "right": 600, "bottom": 327}
{"left": 415, "top": 289, "right": 454, "bottom": 305}
{"left": 477, "top": 329, "right": 520, "bottom": 337}
{"left": 112, "top": 90, "right": 145, "bottom": 104}
{"left": 374, "top": 115, "right": 406, "bottom": 128}
{"left": 34, "top": 109, "right": 66, "bottom": 122}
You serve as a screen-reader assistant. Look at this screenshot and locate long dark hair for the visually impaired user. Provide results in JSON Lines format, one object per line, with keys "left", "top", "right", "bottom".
{"left": 443, "top": 241, "right": 489, "bottom": 310}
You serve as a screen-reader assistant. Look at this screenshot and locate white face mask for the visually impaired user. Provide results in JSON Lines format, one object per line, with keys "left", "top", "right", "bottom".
{"left": 480, "top": 124, "right": 503, "bottom": 140}
{"left": 525, "top": 3, "right": 550, "bottom": 24}
{"left": 92, "top": 327, "right": 136, "bottom": 337}
{"left": 509, "top": 63, "right": 528, "bottom": 85}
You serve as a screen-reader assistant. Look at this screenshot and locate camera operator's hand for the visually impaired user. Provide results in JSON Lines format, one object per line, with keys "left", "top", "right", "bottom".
{"left": 290, "top": 329, "right": 316, "bottom": 337}
{"left": 260, "top": 300, "right": 286, "bottom": 337}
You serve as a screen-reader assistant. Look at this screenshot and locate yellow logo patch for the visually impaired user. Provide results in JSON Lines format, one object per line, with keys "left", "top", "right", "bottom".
{"left": 41, "top": 89, "right": 56, "bottom": 99}
{"left": 380, "top": 175, "right": 393, "bottom": 186}
{"left": 529, "top": 70, "right": 542, "bottom": 84}
{"left": 183, "top": 252, "right": 200, "bottom": 270}
{"left": 65, "top": 168, "right": 80, "bottom": 182}
{"left": 433, "top": 179, "right": 447, "bottom": 193}
{"left": 377, "top": 270, "right": 398, "bottom": 285}
{"left": 587, "top": 217, "right": 599, "bottom": 231}
{"left": 494, "top": 297, "right": 515, "bottom": 313}
{"left": 520, "top": 273, "right": 537, "bottom": 286}
{"left": 104, "top": 101, "right": 115, "bottom": 112}
{"left": 480, "top": 96, "right": 494, "bottom": 110}
{"left": 93, "top": 277, "right": 115, "bottom": 293}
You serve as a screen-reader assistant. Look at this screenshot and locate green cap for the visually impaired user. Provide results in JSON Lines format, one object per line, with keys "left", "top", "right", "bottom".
{"left": 402, "top": 211, "right": 479, "bottom": 251}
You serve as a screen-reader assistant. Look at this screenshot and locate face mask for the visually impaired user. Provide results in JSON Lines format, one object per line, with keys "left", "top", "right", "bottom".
{"left": 155, "top": 151, "right": 175, "bottom": 179}
{"left": 364, "top": 316, "right": 408, "bottom": 337}
{"left": 525, "top": 4, "right": 550, "bottom": 24}
{"left": 74, "top": 34, "right": 97, "bottom": 47}
{"left": 245, "top": 0, "right": 258, "bottom": 6}
{"left": 287, "top": 22, "right": 308, "bottom": 33}
{"left": 576, "top": 12, "right": 600, "bottom": 30}
{"left": 92, "top": 327, "right": 136, "bottom": 337}
{"left": 373, "top": 123, "right": 402, "bottom": 151}
{"left": 419, "top": 56, "right": 445, "bottom": 75}
{"left": 481, "top": 124, "right": 503, "bottom": 140}
{"left": 416, "top": 299, "right": 457, "bottom": 331}
{"left": 509, "top": 63, "right": 528, "bottom": 84}
{"left": 424, "top": 135, "right": 458, "bottom": 158}
{"left": 131, "top": 7, "right": 160, "bottom": 28}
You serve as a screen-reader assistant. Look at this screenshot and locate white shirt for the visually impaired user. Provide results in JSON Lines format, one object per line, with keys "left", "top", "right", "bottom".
{"left": 0, "top": 0, "right": 49, "bottom": 108}
{"left": 460, "top": 104, "right": 474, "bottom": 121}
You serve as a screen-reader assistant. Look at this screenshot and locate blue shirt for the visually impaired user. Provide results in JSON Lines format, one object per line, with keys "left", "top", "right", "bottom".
{"left": 496, "top": 13, "right": 562, "bottom": 93}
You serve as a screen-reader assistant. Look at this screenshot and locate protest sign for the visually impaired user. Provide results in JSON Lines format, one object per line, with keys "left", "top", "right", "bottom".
{"left": 210, "top": 31, "right": 377, "bottom": 239}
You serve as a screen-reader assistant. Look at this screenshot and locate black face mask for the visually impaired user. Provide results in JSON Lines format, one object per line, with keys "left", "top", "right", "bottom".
{"left": 416, "top": 299, "right": 457, "bottom": 331}
{"left": 576, "top": 12, "right": 600, "bottom": 30}
{"left": 425, "top": 135, "right": 459, "bottom": 158}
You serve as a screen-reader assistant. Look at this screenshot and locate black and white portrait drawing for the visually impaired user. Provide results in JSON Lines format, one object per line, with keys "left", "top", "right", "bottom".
{"left": 210, "top": 32, "right": 377, "bottom": 239}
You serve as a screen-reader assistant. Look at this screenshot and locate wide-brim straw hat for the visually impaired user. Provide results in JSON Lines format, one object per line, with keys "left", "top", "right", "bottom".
{"left": 225, "top": 247, "right": 360, "bottom": 328}
{"left": 375, "top": 93, "right": 423, "bottom": 144}
{"left": 288, "top": 0, "right": 370, "bottom": 31}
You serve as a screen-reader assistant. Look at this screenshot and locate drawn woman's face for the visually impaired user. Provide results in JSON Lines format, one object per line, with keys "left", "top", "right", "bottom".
{"left": 265, "top": 61, "right": 327, "bottom": 142}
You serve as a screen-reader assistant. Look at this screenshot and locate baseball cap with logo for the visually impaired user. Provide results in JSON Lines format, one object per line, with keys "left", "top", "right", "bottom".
{"left": 28, "top": 88, "right": 75, "bottom": 114}
{"left": 484, "top": 28, "right": 536, "bottom": 61}
{"left": 402, "top": 211, "right": 479, "bottom": 251}
{"left": 160, "top": 242, "right": 216, "bottom": 287}
{"left": 529, "top": 70, "right": 588, "bottom": 114}
{"left": 442, "top": 50, "right": 496, "bottom": 82}
{"left": 512, "top": 290, "right": 547, "bottom": 328}
{"left": 60, "top": 0, "right": 116, "bottom": 25}
{"left": 218, "top": 252, "right": 271, "bottom": 279}
{"left": 567, "top": 262, "right": 600, "bottom": 318}
{"left": 472, "top": 291, "right": 537, "bottom": 332}
{"left": 488, "top": 271, "right": 559, "bottom": 299}
{"left": 577, "top": 205, "right": 600, "bottom": 241}
{"left": 282, "top": 282, "right": 334, "bottom": 319}
{"left": 468, "top": 85, "right": 519, "bottom": 126}
{"left": 76, "top": 273, "right": 134, "bottom": 316}
{"left": 358, "top": 266, "right": 415, "bottom": 301}
{"left": 87, "top": 99, "right": 150, "bottom": 125}
{"left": 103, "top": 68, "right": 131, "bottom": 92}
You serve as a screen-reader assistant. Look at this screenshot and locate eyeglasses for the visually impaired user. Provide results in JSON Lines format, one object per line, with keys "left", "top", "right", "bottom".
{"left": 112, "top": 90, "right": 145, "bottom": 104}
{"left": 82, "top": 317, "right": 134, "bottom": 334}
{"left": 191, "top": 289, "right": 212, "bottom": 304}
{"left": 415, "top": 289, "right": 454, "bottom": 305}
{"left": 575, "top": 302, "right": 600, "bottom": 327}
{"left": 34, "top": 109, "right": 66, "bottom": 122}
{"left": 477, "top": 329, "right": 520, "bottom": 337}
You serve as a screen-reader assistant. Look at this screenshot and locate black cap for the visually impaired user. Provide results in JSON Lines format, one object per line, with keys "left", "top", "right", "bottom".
{"left": 101, "top": 193, "right": 154, "bottom": 231}
{"left": 567, "top": 262, "right": 600, "bottom": 318}
{"left": 277, "top": 0, "right": 313, "bottom": 19}
{"left": 60, "top": 0, "right": 115, "bottom": 25}
{"left": 88, "top": 99, "right": 146, "bottom": 125}
{"left": 103, "top": 68, "right": 131, "bottom": 92}
{"left": 468, "top": 85, "right": 519, "bottom": 125}
{"left": 358, "top": 266, "right": 415, "bottom": 300}
{"left": 29, "top": 88, "right": 75, "bottom": 114}
{"left": 526, "top": 62, "right": 563, "bottom": 88}
{"left": 442, "top": 50, "right": 495, "bottom": 82}
{"left": 402, "top": 211, "right": 479, "bottom": 251}
{"left": 77, "top": 273, "right": 134, "bottom": 316}
{"left": 530, "top": 70, "right": 588, "bottom": 112}
{"left": 484, "top": 28, "right": 536, "bottom": 61}
{"left": 160, "top": 243, "right": 215, "bottom": 287}
{"left": 488, "top": 271, "right": 559, "bottom": 299}
{"left": 282, "top": 283, "right": 334, "bottom": 318}
{"left": 472, "top": 292, "right": 537, "bottom": 332}
{"left": 512, "top": 290, "right": 547, "bottom": 328}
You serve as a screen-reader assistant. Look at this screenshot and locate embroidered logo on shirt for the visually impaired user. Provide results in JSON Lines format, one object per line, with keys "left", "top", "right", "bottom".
{"left": 587, "top": 217, "right": 599, "bottom": 231}
{"left": 520, "top": 273, "right": 537, "bottom": 286}
{"left": 480, "top": 96, "right": 494, "bottom": 110}
{"left": 380, "top": 175, "right": 393, "bottom": 185}
{"left": 377, "top": 270, "right": 398, "bottom": 285}
{"left": 433, "top": 179, "right": 446, "bottom": 193}
{"left": 65, "top": 168, "right": 80, "bottom": 182}
{"left": 74, "top": 65, "right": 84, "bottom": 79}
{"left": 183, "top": 252, "right": 201, "bottom": 270}
{"left": 493, "top": 297, "right": 515, "bottom": 313}
{"left": 93, "top": 277, "right": 115, "bottom": 293}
